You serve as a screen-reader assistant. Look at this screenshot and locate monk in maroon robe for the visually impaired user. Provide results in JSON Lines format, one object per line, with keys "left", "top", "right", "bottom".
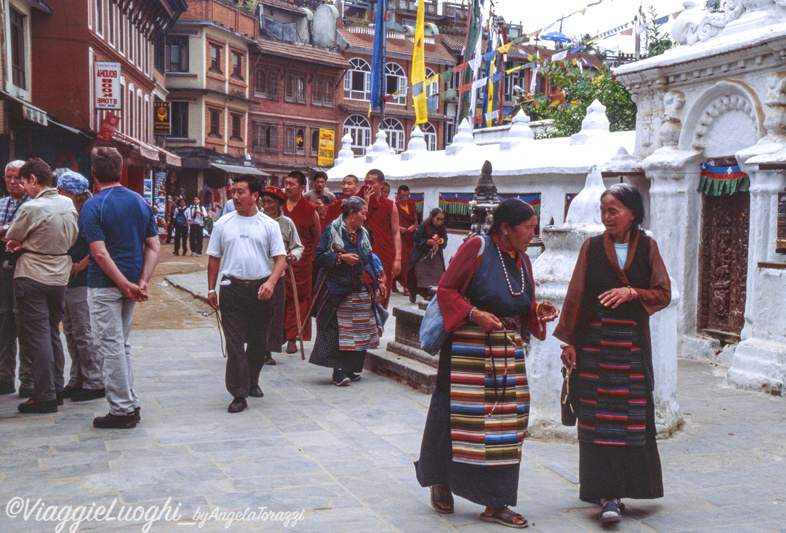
{"left": 282, "top": 171, "right": 321, "bottom": 353}
{"left": 360, "top": 169, "right": 401, "bottom": 308}
{"left": 394, "top": 184, "right": 418, "bottom": 294}
{"left": 325, "top": 174, "right": 359, "bottom": 227}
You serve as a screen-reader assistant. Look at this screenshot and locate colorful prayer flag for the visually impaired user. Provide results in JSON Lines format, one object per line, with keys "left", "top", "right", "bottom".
{"left": 411, "top": 0, "right": 427, "bottom": 125}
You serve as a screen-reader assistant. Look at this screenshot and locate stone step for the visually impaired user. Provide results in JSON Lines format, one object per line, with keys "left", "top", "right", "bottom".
{"left": 364, "top": 344, "right": 437, "bottom": 394}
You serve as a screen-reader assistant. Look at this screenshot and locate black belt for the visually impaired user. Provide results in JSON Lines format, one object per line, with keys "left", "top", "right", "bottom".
{"left": 223, "top": 275, "right": 269, "bottom": 288}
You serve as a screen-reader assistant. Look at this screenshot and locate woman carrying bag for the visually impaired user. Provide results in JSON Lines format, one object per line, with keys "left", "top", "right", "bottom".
{"left": 414, "top": 199, "right": 559, "bottom": 529}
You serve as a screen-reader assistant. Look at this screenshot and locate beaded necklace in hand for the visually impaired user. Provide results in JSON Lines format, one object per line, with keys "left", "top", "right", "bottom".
{"left": 495, "top": 243, "right": 525, "bottom": 296}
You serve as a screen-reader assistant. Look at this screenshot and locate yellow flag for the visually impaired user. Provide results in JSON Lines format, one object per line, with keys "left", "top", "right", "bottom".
{"left": 412, "top": 0, "right": 427, "bottom": 125}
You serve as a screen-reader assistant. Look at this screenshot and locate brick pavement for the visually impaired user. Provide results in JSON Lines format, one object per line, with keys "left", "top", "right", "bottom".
{"left": 0, "top": 271, "right": 784, "bottom": 532}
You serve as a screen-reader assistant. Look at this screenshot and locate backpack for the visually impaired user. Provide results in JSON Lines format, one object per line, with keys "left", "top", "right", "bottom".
{"left": 175, "top": 207, "right": 187, "bottom": 226}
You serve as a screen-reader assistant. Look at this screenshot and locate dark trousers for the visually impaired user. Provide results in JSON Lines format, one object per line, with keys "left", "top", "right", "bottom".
{"left": 220, "top": 281, "right": 273, "bottom": 398}
{"left": 13, "top": 278, "right": 66, "bottom": 402}
{"left": 0, "top": 267, "right": 32, "bottom": 387}
{"left": 189, "top": 224, "right": 204, "bottom": 255}
{"left": 174, "top": 225, "right": 188, "bottom": 254}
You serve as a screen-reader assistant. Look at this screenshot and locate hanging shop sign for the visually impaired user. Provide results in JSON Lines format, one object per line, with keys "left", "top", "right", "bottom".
{"left": 95, "top": 62, "right": 121, "bottom": 110}
{"left": 153, "top": 102, "right": 170, "bottom": 135}
{"left": 318, "top": 129, "right": 335, "bottom": 167}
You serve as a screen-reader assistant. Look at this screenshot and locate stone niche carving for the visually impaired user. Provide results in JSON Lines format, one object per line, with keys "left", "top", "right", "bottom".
{"left": 763, "top": 71, "right": 786, "bottom": 138}
{"left": 660, "top": 91, "right": 686, "bottom": 148}
{"left": 691, "top": 92, "right": 760, "bottom": 156}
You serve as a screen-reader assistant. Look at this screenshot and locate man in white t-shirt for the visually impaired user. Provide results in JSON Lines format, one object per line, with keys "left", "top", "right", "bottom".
{"left": 186, "top": 197, "right": 208, "bottom": 256}
{"left": 206, "top": 176, "right": 286, "bottom": 413}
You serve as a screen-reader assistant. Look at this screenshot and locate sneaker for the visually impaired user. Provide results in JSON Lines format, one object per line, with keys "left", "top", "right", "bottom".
{"left": 93, "top": 413, "right": 137, "bottom": 429}
{"left": 228, "top": 396, "right": 247, "bottom": 413}
{"left": 345, "top": 371, "right": 362, "bottom": 382}
{"left": 332, "top": 369, "right": 350, "bottom": 386}
{"left": 196, "top": 253, "right": 202, "bottom": 257}
{"left": 191, "top": 252, "right": 196, "bottom": 256}
{"left": 72, "top": 388, "right": 105, "bottom": 402}
{"left": 18, "top": 398, "right": 58, "bottom": 413}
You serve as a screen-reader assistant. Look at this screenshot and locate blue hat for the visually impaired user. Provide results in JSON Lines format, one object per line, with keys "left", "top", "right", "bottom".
{"left": 57, "top": 170, "right": 90, "bottom": 195}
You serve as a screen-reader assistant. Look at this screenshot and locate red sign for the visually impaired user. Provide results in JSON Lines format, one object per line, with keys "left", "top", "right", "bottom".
{"left": 97, "top": 112, "right": 121, "bottom": 141}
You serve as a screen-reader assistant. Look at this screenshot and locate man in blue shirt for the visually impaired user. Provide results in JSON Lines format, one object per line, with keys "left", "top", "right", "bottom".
{"left": 80, "top": 147, "right": 160, "bottom": 429}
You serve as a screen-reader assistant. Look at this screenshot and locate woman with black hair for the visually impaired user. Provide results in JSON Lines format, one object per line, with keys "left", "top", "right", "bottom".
{"left": 554, "top": 183, "right": 671, "bottom": 524}
{"left": 414, "top": 199, "right": 559, "bottom": 529}
{"left": 406, "top": 207, "right": 447, "bottom": 303}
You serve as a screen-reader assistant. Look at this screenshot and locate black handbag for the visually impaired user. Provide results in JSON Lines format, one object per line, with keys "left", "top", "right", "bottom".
{"left": 561, "top": 366, "right": 577, "bottom": 426}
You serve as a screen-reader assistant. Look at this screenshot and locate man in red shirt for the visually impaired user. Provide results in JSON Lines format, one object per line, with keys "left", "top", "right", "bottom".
{"left": 361, "top": 169, "right": 401, "bottom": 308}
{"left": 324, "top": 174, "right": 359, "bottom": 226}
{"left": 281, "top": 171, "right": 321, "bottom": 353}
{"left": 394, "top": 185, "right": 418, "bottom": 294}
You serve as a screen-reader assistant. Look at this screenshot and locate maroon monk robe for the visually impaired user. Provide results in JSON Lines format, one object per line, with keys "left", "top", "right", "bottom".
{"left": 325, "top": 195, "right": 348, "bottom": 227}
{"left": 395, "top": 199, "right": 418, "bottom": 290}
{"left": 359, "top": 186, "right": 396, "bottom": 308}
{"left": 282, "top": 197, "right": 317, "bottom": 341}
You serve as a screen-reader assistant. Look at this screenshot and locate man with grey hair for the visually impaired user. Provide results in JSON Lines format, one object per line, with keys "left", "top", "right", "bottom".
{"left": 0, "top": 160, "right": 31, "bottom": 396}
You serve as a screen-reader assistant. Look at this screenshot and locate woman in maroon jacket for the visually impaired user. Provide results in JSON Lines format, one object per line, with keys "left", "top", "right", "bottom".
{"left": 554, "top": 184, "right": 671, "bottom": 524}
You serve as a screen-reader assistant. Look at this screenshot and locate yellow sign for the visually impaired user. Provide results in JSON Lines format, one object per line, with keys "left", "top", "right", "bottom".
{"left": 317, "top": 129, "right": 335, "bottom": 167}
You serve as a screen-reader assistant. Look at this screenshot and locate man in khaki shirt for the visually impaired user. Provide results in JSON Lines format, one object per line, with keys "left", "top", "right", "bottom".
{"left": 6, "top": 158, "right": 78, "bottom": 413}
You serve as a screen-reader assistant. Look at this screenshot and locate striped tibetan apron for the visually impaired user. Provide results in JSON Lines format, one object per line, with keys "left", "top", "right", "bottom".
{"left": 336, "top": 288, "right": 380, "bottom": 351}
{"left": 575, "top": 312, "right": 648, "bottom": 446}
{"left": 449, "top": 322, "right": 529, "bottom": 466}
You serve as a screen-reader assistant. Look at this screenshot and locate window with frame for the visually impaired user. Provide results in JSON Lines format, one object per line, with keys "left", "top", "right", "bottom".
{"left": 423, "top": 122, "right": 437, "bottom": 151}
{"left": 253, "top": 121, "right": 278, "bottom": 153}
{"left": 312, "top": 78, "right": 334, "bottom": 107}
{"left": 108, "top": 2, "right": 115, "bottom": 46}
{"left": 343, "top": 58, "right": 370, "bottom": 101}
{"left": 382, "top": 118, "right": 405, "bottom": 153}
{"left": 343, "top": 115, "right": 371, "bottom": 156}
{"left": 128, "top": 88, "right": 134, "bottom": 138}
{"left": 311, "top": 129, "right": 320, "bottom": 155}
{"left": 170, "top": 102, "right": 188, "bottom": 137}
{"left": 231, "top": 51, "right": 244, "bottom": 80}
{"left": 208, "top": 108, "right": 221, "bottom": 137}
{"left": 10, "top": 9, "right": 26, "bottom": 90}
{"left": 165, "top": 35, "right": 189, "bottom": 72}
{"left": 230, "top": 113, "right": 243, "bottom": 141}
{"left": 284, "top": 125, "right": 305, "bottom": 155}
{"left": 384, "top": 62, "right": 407, "bottom": 105}
{"left": 137, "top": 31, "right": 143, "bottom": 68}
{"left": 96, "top": 0, "right": 103, "bottom": 36}
{"left": 118, "top": 13, "right": 124, "bottom": 54}
{"left": 285, "top": 72, "right": 306, "bottom": 103}
{"left": 128, "top": 20, "right": 134, "bottom": 63}
{"left": 209, "top": 43, "right": 222, "bottom": 74}
{"left": 425, "top": 67, "right": 439, "bottom": 97}
{"left": 254, "top": 69, "right": 279, "bottom": 100}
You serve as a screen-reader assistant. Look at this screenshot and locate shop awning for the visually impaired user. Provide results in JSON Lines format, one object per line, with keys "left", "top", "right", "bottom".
{"left": 157, "top": 147, "right": 182, "bottom": 167}
{"left": 211, "top": 163, "right": 268, "bottom": 176}
{"left": 0, "top": 90, "right": 49, "bottom": 126}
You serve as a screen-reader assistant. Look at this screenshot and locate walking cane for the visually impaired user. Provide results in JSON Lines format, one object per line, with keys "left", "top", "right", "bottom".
{"left": 287, "top": 264, "right": 305, "bottom": 360}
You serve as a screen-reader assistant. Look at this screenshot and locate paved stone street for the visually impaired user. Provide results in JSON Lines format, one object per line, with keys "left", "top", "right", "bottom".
{"left": 0, "top": 255, "right": 784, "bottom": 532}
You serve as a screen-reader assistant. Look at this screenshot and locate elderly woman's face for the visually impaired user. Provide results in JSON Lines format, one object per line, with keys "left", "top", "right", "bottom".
{"left": 346, "top": 205, "right": 368, "bottom": 230}
{"left": 432, "top": 212, "right": 446, "bottom": 227}
{"left": 600, "top": 194, "right": 635, "bottom": 240}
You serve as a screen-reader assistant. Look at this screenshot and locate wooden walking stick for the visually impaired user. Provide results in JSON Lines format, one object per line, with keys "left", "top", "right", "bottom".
{"left": 287, "top": 264, "right": 305, "bottom": 360}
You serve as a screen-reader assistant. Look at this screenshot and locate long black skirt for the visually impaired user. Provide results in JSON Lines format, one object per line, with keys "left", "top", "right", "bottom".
{"left": 414, "top": 386, "right": 520, "bottom": 509}
{"left": 579, "top": 389, "right": 663, "bottom": 501}
{"left": 308, "top": 313, "right": 365, "bottom": 373}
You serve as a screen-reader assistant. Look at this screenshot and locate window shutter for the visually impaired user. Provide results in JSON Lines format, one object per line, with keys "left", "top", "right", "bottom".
{"left": 364, "top": 72, "right": 370, "bottom": 97}
{"left": 269, "top": 71, "right": 278, "bottom": 99}
{"left": 270, "top": 125, "right": 278, "bottom": 153}
{"left": 325, "top": 81, "right": 333, "bottom": 106}
{"left": 284, "top": 126, "right": 294, "bottom": 153}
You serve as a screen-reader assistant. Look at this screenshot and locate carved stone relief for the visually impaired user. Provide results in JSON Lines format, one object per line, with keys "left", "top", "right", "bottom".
{"left": 660, "top": 91, "right": 686, "bottom": 148}
{"left": 691, "top": 94, "right": 760, "bottom": 155}
{"left": 763, "top": 71, "right": 786, "bottom": 137}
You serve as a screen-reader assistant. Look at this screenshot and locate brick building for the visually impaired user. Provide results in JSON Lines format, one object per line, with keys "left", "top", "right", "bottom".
{"left": 25, "top": 0, "right": 185, "bottom": 193}
{"left": 337, "top": 3, "right": 455, "bottom": 156}
{"left": 163, "top": 0, "right": 262, "bottom": 202}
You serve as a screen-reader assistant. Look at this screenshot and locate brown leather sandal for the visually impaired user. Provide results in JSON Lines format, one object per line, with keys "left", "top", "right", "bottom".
{"left": 429, "top": 484, "right": 454, "bottom": 514}
{"left": 479, "top": 507, "right": 528, "bottom": 528}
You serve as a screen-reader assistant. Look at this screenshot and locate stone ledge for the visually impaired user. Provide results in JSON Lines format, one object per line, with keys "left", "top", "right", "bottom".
{"left": 364, "top": 349, "right": 437, "bottom": 395}
{"left": 386, "top": 341, "right": 437, "bottom": 368}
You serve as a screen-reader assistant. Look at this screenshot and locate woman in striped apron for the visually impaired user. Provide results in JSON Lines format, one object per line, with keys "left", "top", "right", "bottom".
{"left": 554, "top": 184, "right": 671, "bottom": 524}
{"left": 309, "top": 196, "right": 384, "bottom": 386}
{"left": 415, "top": 199, "right": 559, "bottom": 529}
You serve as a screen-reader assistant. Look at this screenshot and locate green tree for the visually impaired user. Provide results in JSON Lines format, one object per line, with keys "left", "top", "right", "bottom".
{"left": 646, "top": 6, "right": 674, "bottom": 56}
{"left": 521, "top": 62, "right": 636, "bottom": 137}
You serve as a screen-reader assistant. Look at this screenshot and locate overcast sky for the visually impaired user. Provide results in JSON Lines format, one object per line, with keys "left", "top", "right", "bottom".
{"left": 487, "top": 0, "right": 691, "bottom": 53}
